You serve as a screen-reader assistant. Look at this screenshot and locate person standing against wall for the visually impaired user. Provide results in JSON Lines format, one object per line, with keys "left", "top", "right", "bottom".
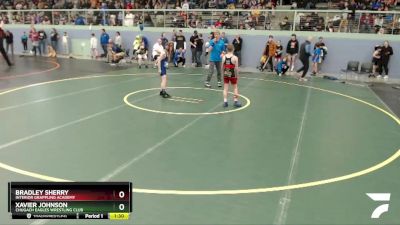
{"left": 314, "top": 36, "right": 327, "bottom": 74}
{"left": 286, "top": 33, "right": 299, "bottom": 72}
{"left": 21, "top": 31, "right": 28, "bottom": 53}
{"left": 161, "top": 32, "right": 168, "bottom": 49}
{"left": 195, "top": 34, "right": 204, "bottom": 67}
{"left": 30, "top": 28, "right": 40, "bottom": 56}
{"left": 100, "top": 29, "right": 109, "bottom": 58}
{"left": 114, "top": 31, "right": 122, "bottom": 48}
{"left": 265, "top": 35, "right": 277, "bottom": 72}
{"left": 232, "top": 34, "right": 242, "bottom": 66}
{"left": 5, "top": 30, "right": 14, "bottom": 56}
{"left": 311, "top": 43, "right": 323, "bottom": 75}
{"left": 220, "top": 32, "right": 229, "bottom": 50}
{"left": 38, "top": 29, "right": 47, "bottom": 55}
{"left": 205, "top": 30, "right": 225, "bottom": 88}
{"left": 189, "top": 30, "right": 198, "bottom": 66}
{"left": 62, "top": 32, "right": 69, "bottom": 56}
{"left": 90, "top": 33, "right": 98, "bottom": 59}
{"left": 378, "top": 41, "right": 393, "bottom": 80}
{"left": 296, "top": 36, "right": 313, "bottom": 81}
{"left": 174, "top": 30, "right": 186, "bottom": 60}
{"left": 50, "top": 28, "right": 59, "bottom": 53}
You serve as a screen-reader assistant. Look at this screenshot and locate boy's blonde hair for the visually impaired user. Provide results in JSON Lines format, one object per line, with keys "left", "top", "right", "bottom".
{"left": 226, "top": 44, "right": 234, "bottom": 53}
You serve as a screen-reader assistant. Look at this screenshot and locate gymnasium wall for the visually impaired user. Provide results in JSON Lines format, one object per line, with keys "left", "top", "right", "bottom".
{"left": 2, "top": 25, "right": 400, "bottom": 79}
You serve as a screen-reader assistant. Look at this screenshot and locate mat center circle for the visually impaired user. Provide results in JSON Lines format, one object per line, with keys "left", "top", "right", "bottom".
{"left": 123, "top": 87, "right": 251, "bottom": 115}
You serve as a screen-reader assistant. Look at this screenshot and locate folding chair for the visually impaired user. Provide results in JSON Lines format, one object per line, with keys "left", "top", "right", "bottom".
{"left": 341, "top": 60, "right": 359, "bottom": 80}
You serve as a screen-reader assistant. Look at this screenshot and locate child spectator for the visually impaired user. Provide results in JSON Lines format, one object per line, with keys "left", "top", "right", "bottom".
{"left": 62, "top": 31, "right": 69, "bottom": 56}
{"left": 137, "top": 42, "right": 149, "bottom": 69}
{"left": 311, "top": 43, "right": 323, "bottom": 75}
{"left": 90, "top": 33, "right": 98, "bottom": 59}
{"left": 274, "top": 40, "right": 283, "bottom": 63}
{"left": 276, "top": 56, "right": 289, "bottom": 76}
{"left": 21, "top": 31, "right": 28, "bottom": 53}
{"left": 174, "top": 48, "right": 186, "bottom": 67}
{"left": 369, "top": 45, "right": 381, "bottom": 78}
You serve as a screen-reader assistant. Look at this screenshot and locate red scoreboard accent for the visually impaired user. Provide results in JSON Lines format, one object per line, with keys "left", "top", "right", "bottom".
{"left": 8, "top": 182, "right": 132, "bottom": 220}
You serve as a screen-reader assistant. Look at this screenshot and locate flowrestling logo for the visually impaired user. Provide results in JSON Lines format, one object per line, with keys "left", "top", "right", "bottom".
{"left": 366, "top": 193, "right": 391, "bottom": 219}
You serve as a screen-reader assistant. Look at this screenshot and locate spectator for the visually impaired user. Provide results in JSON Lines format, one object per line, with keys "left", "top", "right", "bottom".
{"left": 124, "top": 11, "right": 134, "bottom": 26}
{"left": 114, "top": 31, "right": 122, "bottom": 48}
{"left": 274, "top": 40, "right": 283, "bottom": 64}
{"left": 152, "top": 38, "right": 164, "bottom": 67}
{"left": 195, "top": 33, "right": 204, "bottom": 67}
{"left": 29, "top": 27, "right": 40, "bottom": 56}
{"left": 174, "top": 30, "right": 186, "bottom": 56}
{"left": 90, "top": 33, "right": 98, "bottom": 59}
{"left": 182, "top": 0, "right": 189, "bottom": 10}
{"left": 232, "top": 34, "right": 242, "bottom": 66}
{"left": 311, "top": 43, "right": 323, "bottom": 75}
{"left": 370, "top": 45, "right": 381, "bottom": 77}
{"left": 21, "top": 31, "right": 28, "bottom": 53}
{"left": 378, "top": 40, "right": 393, "bottom": 79}
{"left": 314, "top": 36, "right": 327, "bottom": 72}
{"left": 276, "top": 56, "right": 289, "bottom": 76}
{"left": 189, "top": 30, "right": 198, "bottom": 66}
{"left": 38, "top": 29, "right": 47, "bottom": 55}
{"left": 263, "top": 35, "right": 277, "bottom": 72}
{"left": 161, "top": 32, "right": 168, "bottom": 49}
{"left": 171, "top": 29, "right": 177, "bottom": 42}
{"left": 107, "top": 39, "right": 114, "bottom": 63}
{"left": 50, "top": 28, "right": 59, "bottom": 52}
{"left": 286, "top": 34, "right": 299, "bottom": 72}
{"left": 220, "top": 32, "right": 229, "bottom": 50}
{"left": 5, "top": 30, "right": 14, "bottom": 56}
{"left": 174, "top": 48, "right": 186, "bottom": 67}
{"left": 100, "top": 29, "right": 110, "bottom": 57}
{"left": 280, "top": 16, "right": 292, "bottom": 30}
{"left": 166, "top": 41, "right": 175, "bottom": 63}
{"left": 137, "top": 42, "right": 149, "bottom": 69}
{"left": 110, "top": 42, "right": 125, "bottom": 65}
{"left": 132, "top": 35, "right": 142, "bottom": 57}
{"left": 62, "top": 31, "right": 69, "bottom": 56}
{"left": 374, "top": 15, "right": 384, "bottom": 32}
{"left": 75, "top": 15, "right": 86, "bottom": 25}
{"left": 227, "top": 0, "right": 236, "bottom": 9}
{"left": 360, "top": 13, "right": 374, "bottom": 33}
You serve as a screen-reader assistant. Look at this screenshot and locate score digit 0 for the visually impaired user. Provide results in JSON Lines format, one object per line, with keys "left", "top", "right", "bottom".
{"left": 119, "top": 191, "right": 125, "bottom": 199}
{"left": 119, "top": 204, "right": 125, "bottom": 211}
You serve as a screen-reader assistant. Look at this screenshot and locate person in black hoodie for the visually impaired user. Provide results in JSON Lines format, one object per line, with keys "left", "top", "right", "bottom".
{"left": 378, "top": 41, "right": 393, "bottom": 80}
{"left": 0, "top": 27, "right": 12, "bottom": 66}
{"left": 286, "top": 34, "right": 299, "bottom": 72}
{"left": 232, "top": 34, "right": 242, "bottom": 66}
{"left": 5, "top": 30, "right": 13, "bottom": 56}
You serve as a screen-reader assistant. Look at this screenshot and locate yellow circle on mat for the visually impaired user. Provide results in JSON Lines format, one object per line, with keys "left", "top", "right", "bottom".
{"left": 0, "top": 74, "right": 399, "bottom": 195}
{"left": 123, "top": 87, "right": 251, "bottom": 115}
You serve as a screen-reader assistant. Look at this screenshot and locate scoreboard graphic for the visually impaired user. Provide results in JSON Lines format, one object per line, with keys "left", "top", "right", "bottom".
{"left": 8, "top": 182, "right": 132, "bottom": 220}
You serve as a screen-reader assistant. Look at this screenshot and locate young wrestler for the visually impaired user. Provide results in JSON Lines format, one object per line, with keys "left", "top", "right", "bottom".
{"left": 221, "top": 44, "right": 241, "bottom": 107}
{"left": 156, "top": 48, "right": 171, "bottom": 98}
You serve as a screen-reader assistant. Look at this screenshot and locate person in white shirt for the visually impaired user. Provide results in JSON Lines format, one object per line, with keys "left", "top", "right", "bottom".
{"left": 62, "top": 32, "right": 69, "bottom": 56}
{"left": 152, "top": 38, "right": 164, "bottom": 60}
{"left": 90, "top": 33, "right": 98, "bottom": 59}
{"left": 182, "top": 0, "right": 189, "bottom": 10}
{"left": 152, "top": 38, "right": 164, "bottom": 68}
{"left": 114, "top": 31, "right": 122, "bottom": 48}
{"left": 124, "top": 12, "right": 134, "bottom": 26}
